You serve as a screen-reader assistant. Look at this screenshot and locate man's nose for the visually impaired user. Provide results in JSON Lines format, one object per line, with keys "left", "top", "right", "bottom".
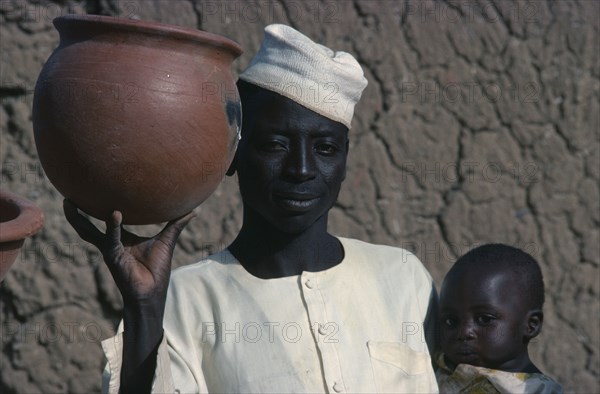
{"left": 283, "top": 143, "right": 316, "bottom": 181}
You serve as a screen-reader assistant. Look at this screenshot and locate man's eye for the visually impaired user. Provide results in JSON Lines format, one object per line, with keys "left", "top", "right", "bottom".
{"left": 475, "top": 315, "right": 495, "bottom": 325}
{"left": 315, "top": 144, "right": 337, "bottom": 154}
{"left": 261, "top": 141, "right": 287, "bottom": 152}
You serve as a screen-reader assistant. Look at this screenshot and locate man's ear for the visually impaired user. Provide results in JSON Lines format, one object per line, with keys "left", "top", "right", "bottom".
{"left": 524, "top": 309, "right": 543, "bottom": 341}
{"left": 226, "top": 154, "right": 237, "bottom": 176}
{"left": 342, "top": 137, "right": 350, "bottom": 180}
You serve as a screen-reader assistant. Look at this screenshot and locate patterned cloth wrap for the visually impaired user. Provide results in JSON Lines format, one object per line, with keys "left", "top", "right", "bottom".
{"left": 435, "top": 353, "right": 564, "bottom": 394}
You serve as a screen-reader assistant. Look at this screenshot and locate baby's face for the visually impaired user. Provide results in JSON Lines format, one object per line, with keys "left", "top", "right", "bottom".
{"left": 439, "top": 268, "right": 531, "bottom": 372}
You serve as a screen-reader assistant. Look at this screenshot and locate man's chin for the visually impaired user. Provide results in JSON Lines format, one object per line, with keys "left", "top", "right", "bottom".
{"left": 270, "top": 212, "right": 327, "bottom": 235}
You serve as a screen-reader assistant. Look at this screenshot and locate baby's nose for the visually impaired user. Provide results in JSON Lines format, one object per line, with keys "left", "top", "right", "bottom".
{"left": 457, "top": 322, "right": 477, "bottom": 341}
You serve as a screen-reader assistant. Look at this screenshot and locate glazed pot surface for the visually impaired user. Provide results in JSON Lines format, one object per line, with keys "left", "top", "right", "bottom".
{"left": 33, "top": 15, "right": 243, "bottom": 224}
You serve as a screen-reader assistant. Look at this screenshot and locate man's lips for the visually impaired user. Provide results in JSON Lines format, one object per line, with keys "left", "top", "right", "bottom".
{"left": 273, "top": 193, "right": 320, "bottom": 212}
{"left": 274, "top": 192, "right": 319, "bottom": 200}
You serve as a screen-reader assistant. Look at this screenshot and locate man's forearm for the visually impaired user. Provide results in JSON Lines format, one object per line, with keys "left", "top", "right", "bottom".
{"left": 119, "top": 302, "right": 165, "bottom": 393}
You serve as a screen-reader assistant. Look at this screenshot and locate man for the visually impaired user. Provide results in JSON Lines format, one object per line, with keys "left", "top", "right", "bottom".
{"left": 65, "top": 24, "right": 438, "bottom": 393}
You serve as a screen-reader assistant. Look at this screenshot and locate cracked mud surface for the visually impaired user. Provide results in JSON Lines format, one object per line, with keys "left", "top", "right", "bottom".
{"left": 1, "top": 1, "right": 598, "bottom": 392}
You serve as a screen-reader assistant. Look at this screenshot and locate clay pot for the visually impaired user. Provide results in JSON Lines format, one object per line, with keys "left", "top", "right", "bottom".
{"left": 33, "top": 15, "right": 243, "bottom": 224}
{"left": 0, "top": 190, "right": 45, "bottom": 281}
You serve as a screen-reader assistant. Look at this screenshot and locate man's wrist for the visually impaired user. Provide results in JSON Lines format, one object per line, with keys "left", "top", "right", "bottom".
{"left": 122, "top": 300, "right": 165, "bottom": 348}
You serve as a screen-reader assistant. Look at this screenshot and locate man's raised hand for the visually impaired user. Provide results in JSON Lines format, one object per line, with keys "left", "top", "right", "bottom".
{"left": 63, "top": 199, "right": 195, "bottom": 306}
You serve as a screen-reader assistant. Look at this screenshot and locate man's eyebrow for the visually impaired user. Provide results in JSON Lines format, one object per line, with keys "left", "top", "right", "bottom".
{"left": 255, "top": 127, "right": 346, "bottom": 137}
{"left": 313, "top": 127, "right": 348, "bottom": 135}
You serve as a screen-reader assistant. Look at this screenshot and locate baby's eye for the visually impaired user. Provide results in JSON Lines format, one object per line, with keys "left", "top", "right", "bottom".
{"left": 475, "top": 315, "right": 496, "bottom": 326}
{"left": 443, "top": 317, "right": 456, "bottom": 327}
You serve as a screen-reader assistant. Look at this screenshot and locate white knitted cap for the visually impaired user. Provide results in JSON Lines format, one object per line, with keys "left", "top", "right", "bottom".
{"left": 239, "top": 24, "right": 368, "bottom": 129}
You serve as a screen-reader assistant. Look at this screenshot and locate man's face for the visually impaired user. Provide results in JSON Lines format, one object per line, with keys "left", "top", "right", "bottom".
{"left": 439, "top": 268, "right": 531, "bottom": 371}
{"left": 234, "top": 89, "right": 348, "bottom": 234}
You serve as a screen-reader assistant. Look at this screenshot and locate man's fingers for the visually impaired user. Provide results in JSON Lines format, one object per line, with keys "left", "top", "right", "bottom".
{"left": 102, "top": 211, "right": 129, "bottom": 271}
{"left": 173, "top": 210, "right": 197, "bottom": 226}
{"left": 63, "top": 199, "right": 105, "bottom": 247}
{"left": 158, "top": 211, "right": 196, "bottom": 245}
{"left": 105, "top": 210, "right": 123, "bottom": 246}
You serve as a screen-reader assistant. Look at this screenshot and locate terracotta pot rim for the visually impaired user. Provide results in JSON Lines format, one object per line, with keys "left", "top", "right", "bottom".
{"left": 0, "top": 190, "right": 45, "bottom": 243}
{"left": 54, "top": 14, "right": 243, "bottom": 57}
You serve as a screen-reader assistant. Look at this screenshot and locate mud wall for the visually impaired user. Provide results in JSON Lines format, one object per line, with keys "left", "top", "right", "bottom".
{"left": 1, "top": 0, "right": 598, "bottom": 392}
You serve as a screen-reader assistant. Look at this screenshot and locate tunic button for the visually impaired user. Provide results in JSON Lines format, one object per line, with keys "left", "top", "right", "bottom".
{"left": 333, "top": 382, "right": 343, "bottom": 392}
{"left": 304, "top": 279, "right": 314, "bottom": 289}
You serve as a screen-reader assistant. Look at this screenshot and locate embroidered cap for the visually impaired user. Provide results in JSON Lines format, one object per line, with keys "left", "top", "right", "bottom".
{"left": 239, "top": 24, "right": 368, "bottom": 129}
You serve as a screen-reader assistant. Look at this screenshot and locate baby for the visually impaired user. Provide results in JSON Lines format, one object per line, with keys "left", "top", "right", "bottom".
{"left": 436, "top": 244, "right": 563, "bottom": 393}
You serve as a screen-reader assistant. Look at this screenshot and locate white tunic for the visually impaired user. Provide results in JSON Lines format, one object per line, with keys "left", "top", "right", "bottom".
{"left": 102, "top": 237, "right": 439, "bottom": 393}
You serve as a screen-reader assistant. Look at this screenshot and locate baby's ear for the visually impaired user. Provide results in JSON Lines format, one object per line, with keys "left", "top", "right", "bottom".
{"left": 524, "top": 309, "right": 544, "bottom": 341}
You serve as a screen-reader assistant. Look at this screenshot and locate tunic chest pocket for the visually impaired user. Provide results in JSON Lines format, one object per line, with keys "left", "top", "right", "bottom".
{"left": 367, "top": 341, "right": 434, "bottom": 393}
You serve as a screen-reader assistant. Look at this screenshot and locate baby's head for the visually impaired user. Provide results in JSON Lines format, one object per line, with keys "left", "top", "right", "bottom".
{"left": 439, "top": 244, "right": 545, "bottom": 373}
